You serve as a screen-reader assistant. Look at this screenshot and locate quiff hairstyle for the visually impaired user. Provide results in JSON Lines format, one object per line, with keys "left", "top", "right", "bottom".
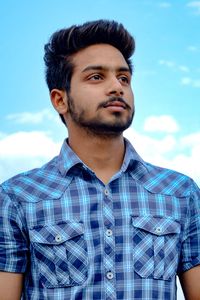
{"left": 44, "top": 19, "right": 135, "bottom": 124}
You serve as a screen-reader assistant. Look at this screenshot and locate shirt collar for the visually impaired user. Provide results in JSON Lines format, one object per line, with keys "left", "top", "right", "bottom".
{"left": 58, "top": 139, "right": 83, "bottom": 176}
{"left": 121, "top": 138, "right": 149, "bottom": 179}
{"left": 57, "top": 138, "right": 148, "bottom": 179}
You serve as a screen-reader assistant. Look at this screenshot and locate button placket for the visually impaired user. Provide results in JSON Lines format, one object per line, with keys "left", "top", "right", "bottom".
{"left": 103, "top": 186, "right": 115, "bottom": 299}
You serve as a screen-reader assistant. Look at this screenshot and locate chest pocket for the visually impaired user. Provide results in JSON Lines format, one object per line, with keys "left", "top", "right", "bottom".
{"left": 29, "top": 221, "right": 88, "bottom": 288}
{"left": 132, "top": 216, "right": 181, "bottom": 280}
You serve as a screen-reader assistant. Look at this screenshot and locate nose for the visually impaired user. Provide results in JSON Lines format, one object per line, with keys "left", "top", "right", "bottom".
{"left": 106, "top": 76, "right": 124, "bottom": 97}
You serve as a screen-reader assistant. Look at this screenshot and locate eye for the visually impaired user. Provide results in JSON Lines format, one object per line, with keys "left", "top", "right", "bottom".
{"left": 88, "top": 74, "right": 103, "bottom": 81}
{"left": 118, "top": 75, "right": 130, "bottom": 84}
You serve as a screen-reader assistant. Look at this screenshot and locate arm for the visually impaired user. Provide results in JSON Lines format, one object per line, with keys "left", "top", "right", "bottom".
{"left": 0, "top": 272, "right": 23, "bottom": 300}
{"left": 179, "top": 265, "right": 200, "bottom": 300}
{"left": 179, "top": 181, "right": 200, "bottom": 299}
{"left": 0, "top": 187, "right": 28, "bottom": 299}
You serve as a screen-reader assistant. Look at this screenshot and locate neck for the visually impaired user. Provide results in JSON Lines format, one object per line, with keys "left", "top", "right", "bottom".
{"left": 67, "top": 127, "right": 126, "bottom": 184}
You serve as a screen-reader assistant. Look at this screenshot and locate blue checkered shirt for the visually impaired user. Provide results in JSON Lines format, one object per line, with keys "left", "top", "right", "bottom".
{"left": 0, "top": 139, "right": 200, "bottom": 300}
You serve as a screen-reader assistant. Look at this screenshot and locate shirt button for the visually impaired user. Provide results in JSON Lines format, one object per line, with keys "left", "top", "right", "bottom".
{"left": 155, "top": 227, "right": 162, "bottom": 235}
{"left": 106, "top": 271, "right": 114, "bottom": 280}
{"left": 106, "top": 229, "right": 113, "bottom": 237}
{"left": 104, "top": 189, "right": 109, "bottom": 196}
{"left": 55, "top": 234, "right": 62, "bottom": 243}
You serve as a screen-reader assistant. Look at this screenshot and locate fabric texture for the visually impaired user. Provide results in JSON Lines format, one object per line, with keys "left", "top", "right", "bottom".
{"left": 0, "top": 139, "right": 200, "bottom": 300}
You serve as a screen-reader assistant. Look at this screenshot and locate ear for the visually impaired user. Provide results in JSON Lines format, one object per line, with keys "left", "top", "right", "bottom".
{"left": 50, "top": 89, "right": 68, "bottom": 114}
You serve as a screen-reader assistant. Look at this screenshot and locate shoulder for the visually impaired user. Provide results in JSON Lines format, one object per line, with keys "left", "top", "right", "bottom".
{"left": 126, "top": 139, "right": 199, "bottom": 197}
{"left": 140, "top": 161, "right": 199, "bottom": 198}
{"left": 0, "top": 155, "right": 68, "bottom": 203}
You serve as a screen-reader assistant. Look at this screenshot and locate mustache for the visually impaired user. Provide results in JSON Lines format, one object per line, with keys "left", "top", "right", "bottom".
{"left": 97, "top": 97, "right": 131, "bottom": 110}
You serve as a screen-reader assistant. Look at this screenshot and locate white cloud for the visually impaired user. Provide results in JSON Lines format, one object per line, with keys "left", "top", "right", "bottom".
{"left": 180, "top": 132, "right": 200, "bottom": 147}
{"left": 178, "top": 65, "right": 190, "bottom": 72}
{"left": 6, "top": 109, "right": 59, "bottom": 125}
{"left": 181, "top": 77, "right": 192, "bottom": 85}
{"left": 181, "top": 77, "right": 200, "bottom": 87}
{"left": 159, "top": 60, "right": 175, "bottom": 68}
{"left": 125, "top": 127, "right": 200, "bottom": 186}
{"left": 1, "top": 124, "right": 200, "bottom": 188}
{"left": 0, "top": 131, "right": 61, "bottom": 182}
{"left": 127, "top": 131, "right": 177, "bottom": 155}
{"left": 138, "top": 70, "right": 157, "bottom": 76}
{"left": 0, "top": 132, "right": 6, "bottom": 139}
{"left": 143, "top": 115, "right": 180, "bottom": 133}
{"left": 158, "top": 2, "right": 171, "bottom": 8}
{"left": 159, "top": 60, "right": 190, "bottom": 73}
{"left": 187, "top": 1, "right": 200, "bottom": 14}
{"left": 187, "top": 45, "right": 198, "bottom": 52}
{"left": 0, "top": 131, "right": 60, "bottom": 157}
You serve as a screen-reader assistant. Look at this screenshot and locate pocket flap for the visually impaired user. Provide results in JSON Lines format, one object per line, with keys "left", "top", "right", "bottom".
{"left": 29, "top": 221, "right": 84, "bottom": 245}
{"left": 131, "top": 216, "right": 180, "bottom": 236}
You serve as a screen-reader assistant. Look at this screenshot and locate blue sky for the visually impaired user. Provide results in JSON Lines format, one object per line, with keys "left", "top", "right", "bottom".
{"left": 0, "top": 0, "right": 200, "bottom": 178}
{"left": 1, "top": 0, "right": 200, "bottom": 184}
{"left": 0, "top": 1, "right": 199, "bottom": 297}
{"left": 1, "top": 0, "right": 200, "bottom": 132}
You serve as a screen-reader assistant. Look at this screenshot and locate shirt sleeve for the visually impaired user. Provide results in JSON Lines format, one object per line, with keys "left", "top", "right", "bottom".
{"left": 0, "top": 186, "right": 28, "bottom": 273}
{"left": 178, "top": 180, "right": 200, "bottom": 274}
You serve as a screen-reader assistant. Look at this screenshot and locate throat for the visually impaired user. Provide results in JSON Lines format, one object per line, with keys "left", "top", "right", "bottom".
{"left": 67, "top": 132, "right": 126, "bottom": 184}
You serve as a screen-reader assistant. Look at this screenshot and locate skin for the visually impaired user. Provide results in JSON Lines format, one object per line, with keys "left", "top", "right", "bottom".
{"left": 0, "top": 43, "right": 199, "bottom": 299}
{"left": 179, "top": 266, "right": 200, "bottom": 300}
{"left": 0, "top": 272, "right": 23, "bottom": 300}
{"left": 51, "top": 44, "right": 134, "bottom": 183}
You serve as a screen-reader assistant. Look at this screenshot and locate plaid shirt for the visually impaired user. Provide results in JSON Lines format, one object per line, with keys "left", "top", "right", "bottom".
{"left": 0, "top": 139, "right": 200, "bottom": 300}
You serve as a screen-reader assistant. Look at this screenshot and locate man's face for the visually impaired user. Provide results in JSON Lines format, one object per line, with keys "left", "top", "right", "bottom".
{"left": 66, "top": 44, "right": 135, "bottom": 136}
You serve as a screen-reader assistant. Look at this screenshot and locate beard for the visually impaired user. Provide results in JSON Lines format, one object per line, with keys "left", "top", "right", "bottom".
{"left": 67, "top": 94, "right": 135, "bottom": 137}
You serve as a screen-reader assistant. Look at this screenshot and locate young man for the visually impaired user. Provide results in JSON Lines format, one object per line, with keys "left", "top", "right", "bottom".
{"left": 0, "top": 20, "right": 199, "bottom": 300}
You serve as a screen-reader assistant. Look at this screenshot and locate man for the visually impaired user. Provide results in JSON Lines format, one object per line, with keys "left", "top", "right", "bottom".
{"left": 0, "top": 20, "right": 199, "bottom": 300}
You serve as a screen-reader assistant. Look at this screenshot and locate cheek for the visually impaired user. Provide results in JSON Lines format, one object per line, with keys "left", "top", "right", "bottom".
{"left": 71, "top": 85, "right": 97, "bottom": 101}
{"left": 126, "top": 89, "right": 134, "bottom": 103}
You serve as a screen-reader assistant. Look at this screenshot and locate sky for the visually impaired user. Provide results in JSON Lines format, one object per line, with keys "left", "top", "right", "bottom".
{"left": 0, "top": 1, "right": 200, "bottom": 298}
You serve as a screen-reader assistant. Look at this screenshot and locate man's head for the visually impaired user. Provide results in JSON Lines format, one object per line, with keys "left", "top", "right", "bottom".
{"left": 44, "top": 20, "right": 135, "bottom": 134}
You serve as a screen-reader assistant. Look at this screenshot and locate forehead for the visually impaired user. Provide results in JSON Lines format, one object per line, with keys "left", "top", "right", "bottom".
{"left": 71, "top": 44, "right": 129, "bottom": 72}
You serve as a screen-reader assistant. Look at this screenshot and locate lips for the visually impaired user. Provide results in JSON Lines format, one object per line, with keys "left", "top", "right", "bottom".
{"left": 104, "top": 101, "right": 126, "bottom": 109}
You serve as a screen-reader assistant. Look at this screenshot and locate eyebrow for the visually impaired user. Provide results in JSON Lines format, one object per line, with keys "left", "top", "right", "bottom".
{"left": 82, "top": 65, "right": 131, "bottom": 74}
